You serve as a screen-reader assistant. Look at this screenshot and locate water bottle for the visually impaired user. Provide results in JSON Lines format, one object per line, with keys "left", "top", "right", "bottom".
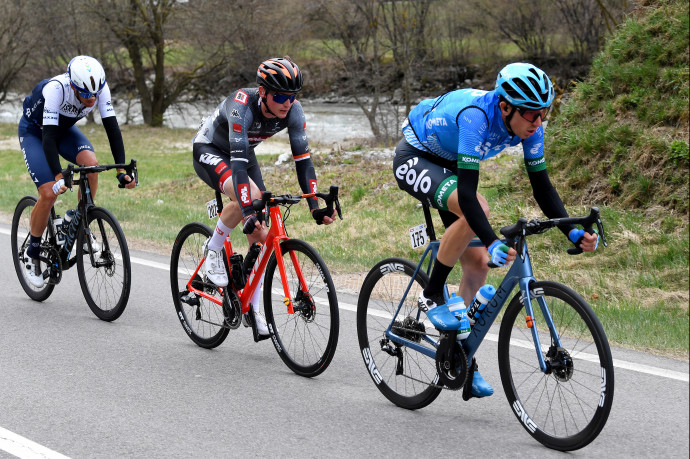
{"left": 243, "top": 242, "right": 262, "bottom": 274}
{"left": 63, "top": 209, "right": 81, "bottom": 253}
{"left": 53, "top": 215, "right": 65, "bottom": 245}
{"left": 468, "top": 284, "right": 496, "bottom": 325}
{"left": 447, "top": 293, "right": 471, "bottom": 340}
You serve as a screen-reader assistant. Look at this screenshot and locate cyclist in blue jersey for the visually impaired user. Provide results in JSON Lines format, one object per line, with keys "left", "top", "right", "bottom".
{"left": 192, "top": 56, "right": 336, "bottom": 336}
{"left": 393, "top": 62, "right": 598, "bottom": 398}
{"left": 19, "top": 55, "right": 136, "bottom": 289}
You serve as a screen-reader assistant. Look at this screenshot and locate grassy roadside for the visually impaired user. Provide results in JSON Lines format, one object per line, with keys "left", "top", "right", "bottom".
{"left": 0, "top": 122, "right": 687, "bottom": 359}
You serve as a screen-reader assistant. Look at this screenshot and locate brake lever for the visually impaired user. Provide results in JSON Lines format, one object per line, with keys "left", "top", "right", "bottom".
{"left": 63, "top": 164, "right": 74, "bottom": 190}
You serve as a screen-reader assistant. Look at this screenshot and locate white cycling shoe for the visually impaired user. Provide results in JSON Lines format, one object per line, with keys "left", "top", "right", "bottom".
{"left": 202, "top": 239, "right": 228, "bottom": 287}
{"left": 24, "top": 257, "right": 45, "bottom": 288}
{"left": 84, "top": 232, "right": 101, "bottom": 253}
{"left": 243, "top": 310, "right": 270, "bottom": 336}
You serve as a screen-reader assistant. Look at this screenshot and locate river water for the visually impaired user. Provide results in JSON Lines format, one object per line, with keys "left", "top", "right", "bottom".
{"left": 0, "top": 97, "right": 375, "bottom": 146}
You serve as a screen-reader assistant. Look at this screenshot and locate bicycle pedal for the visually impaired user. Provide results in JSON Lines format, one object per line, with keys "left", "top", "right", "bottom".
{"left": 462, "top": 358, "right": 478, "bottom": 401}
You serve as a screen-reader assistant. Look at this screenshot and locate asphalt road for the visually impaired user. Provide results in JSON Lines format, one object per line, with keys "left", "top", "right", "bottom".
{"left": 0, "top": 223, "right": 688, "bottom": 458}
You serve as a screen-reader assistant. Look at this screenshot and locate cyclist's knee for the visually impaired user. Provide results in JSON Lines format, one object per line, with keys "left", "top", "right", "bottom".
{"left": 37, "top": 183, "right": 58, "bottom": 204}
{"left": 462, "top": 246, "right": 490, "bottom": 275}
{"left": 76, "top": 149, "right": 98, "bottom": 166}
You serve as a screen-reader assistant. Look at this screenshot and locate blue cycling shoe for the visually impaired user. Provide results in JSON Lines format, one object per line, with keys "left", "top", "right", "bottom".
{"left": 471, "top": 370, "right": 494, "bottom": 397}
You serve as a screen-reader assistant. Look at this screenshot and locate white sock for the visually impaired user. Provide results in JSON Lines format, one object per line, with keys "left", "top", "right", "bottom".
{"left": 208, "top": 219, "right": 233, "bottom": 252}
{"left": 251, "top": 273, "right": 265, "bottom": 314}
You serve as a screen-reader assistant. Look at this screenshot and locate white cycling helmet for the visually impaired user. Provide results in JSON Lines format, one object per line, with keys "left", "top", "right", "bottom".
{"left": 68, "top": 55, "right": 106, "bottom": 97}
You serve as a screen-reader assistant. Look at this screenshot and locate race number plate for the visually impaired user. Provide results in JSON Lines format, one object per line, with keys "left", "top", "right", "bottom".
{"left": 206, "top": 198, "right": 218, "bottom": 219}
{"left": 409, "top": 223, "right": 428, "bottom": 249}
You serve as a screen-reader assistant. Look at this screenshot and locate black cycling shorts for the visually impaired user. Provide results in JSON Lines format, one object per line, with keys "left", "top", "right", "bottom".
{"left": 192, "top": 143, "right": 265, "bottom": 194}
{"left": 393, "top": 138, "right": 459, "bottom": 228}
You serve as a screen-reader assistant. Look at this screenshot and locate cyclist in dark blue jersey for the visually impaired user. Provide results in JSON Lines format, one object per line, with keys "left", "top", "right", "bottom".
{"left": 18, "top": 55, "right": 136, "bottom": 288}
{"left": 193, "top": 56, "right": 336, "bottom": 336}
{"left": 393, "top": 63, "right": 598, "bottom": 397}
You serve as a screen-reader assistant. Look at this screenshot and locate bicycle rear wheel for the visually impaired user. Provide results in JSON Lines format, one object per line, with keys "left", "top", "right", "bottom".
{"left": 11, "top": 196, "right": 55, "bottom": 301}
{"left": 357, "top": 258, "right": 442, "bottom": 410}
{"left": 77, "top": 207, "right": 131, "bottom": 321}
{"left": 498, "top": 280, "right": 614, "bottom": 451}
{"left": 263, "top": 239, "right": 339, "bottom": 377}
{"left": 170, "top": 222, "right": 229, "bottom": 348}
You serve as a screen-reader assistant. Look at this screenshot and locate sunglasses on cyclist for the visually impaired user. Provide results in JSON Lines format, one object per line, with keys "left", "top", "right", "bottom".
{"left": 516, "top": 106, "right": 550, "bottom": 123}
{"left": 71, "top": 83, "right": 100, "bottom": 100}
{"left": 271, "top": 92, "right": 297, "bottom": 104}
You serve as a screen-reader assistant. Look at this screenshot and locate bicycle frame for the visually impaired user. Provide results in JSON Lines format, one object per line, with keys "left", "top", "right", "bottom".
{"left": 385, "top": 226, "right": 560, "bottom": 374}
{"left": 184, "top": 201, "right": 308, "bottom": 316}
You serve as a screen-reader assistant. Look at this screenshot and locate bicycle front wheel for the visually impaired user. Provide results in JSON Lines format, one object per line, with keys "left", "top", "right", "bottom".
{"left": 357, "top": 258, "right": 442, "bottom": 410}
{"left": 263, "top": 239, "right": 339, "bottom": 377}
{"left": 498, "top": 280, "right": 614, "bottom": 451}
{"left": 11, "top": 196, "right": 55, "bottom": 301}
{"left": 77, "top": 207, "right": 131, "bottom": 321}
{"left": 170, "top": 222, "right": 229, "bottom": 348}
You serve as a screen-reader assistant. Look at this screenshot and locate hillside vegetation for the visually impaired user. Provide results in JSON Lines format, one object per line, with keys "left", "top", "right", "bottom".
{"left": 544, "top": 0, "right": 689, "bottom": 217}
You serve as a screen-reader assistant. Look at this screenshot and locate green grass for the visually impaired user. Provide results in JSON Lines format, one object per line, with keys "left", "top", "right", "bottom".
{"left": 546, "top": 0, "right": 689, "bottom": 214}
{"left": 1, "top": 122, "right": 686, "bottom": 358}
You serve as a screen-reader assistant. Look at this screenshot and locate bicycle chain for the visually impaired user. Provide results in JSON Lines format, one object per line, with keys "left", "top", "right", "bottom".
{"left": 385, "top": 326, "right": 464, "bottom": 391}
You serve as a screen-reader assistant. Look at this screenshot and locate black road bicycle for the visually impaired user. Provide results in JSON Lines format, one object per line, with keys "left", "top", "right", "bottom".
{"left": 11, "top": 160, "right": 138, "bottom": 321}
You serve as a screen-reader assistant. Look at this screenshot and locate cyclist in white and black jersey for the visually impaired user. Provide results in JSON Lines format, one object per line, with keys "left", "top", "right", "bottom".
{"left": 18, "top": 55, "right": 136, "bottom": 288}
{"left": 193, "top": 56, "right": 336, "bottom": 336}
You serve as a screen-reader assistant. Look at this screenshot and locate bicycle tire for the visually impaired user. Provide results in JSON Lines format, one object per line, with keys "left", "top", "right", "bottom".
{"left": 263, "top": 239, "right": 339, "bottom": 377}
{"left": 77, "top": 206, "right": 131, "bottom": 321}
{"left": 498, "top": 280, "right": 614, "bottom": 451}
{"left": 357, "top": 258, "right": 442, "bottom": 410}
{"left": 11, "top": 196, "right": 55, "bottom": 301}
{"left": 170, "top": 222, "right": 229, "bottom": 348}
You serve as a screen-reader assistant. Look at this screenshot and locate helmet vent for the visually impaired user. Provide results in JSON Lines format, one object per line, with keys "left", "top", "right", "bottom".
{"left": 513, "top": 78, "right": 538, "bottom": 102}
{"left": 500, "top": 82, "right": 521, "bottom": 100}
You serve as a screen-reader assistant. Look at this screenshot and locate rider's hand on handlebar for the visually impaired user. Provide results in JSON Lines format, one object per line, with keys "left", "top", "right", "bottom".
{"left": 488, "top": 240, "right": 515, "bottom": 267}
{"left": 52, "top": 177, "right": 67, "bottom": 196}
{"left": 311, "top": 207, "right": 337, "bottom": 225}
{"left": 117, "top": 170, "right": 136, "bottom": 189}
{"left": 569, "top": 228, "right": 599, "bottom": 252}
{"left": 242, "top": 213, "right": 260, "bottom": 234}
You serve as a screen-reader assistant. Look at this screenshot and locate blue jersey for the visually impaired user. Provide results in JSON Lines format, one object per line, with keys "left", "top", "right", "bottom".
{"left": 402, "top": 89, "right": 547, "bottom": 173}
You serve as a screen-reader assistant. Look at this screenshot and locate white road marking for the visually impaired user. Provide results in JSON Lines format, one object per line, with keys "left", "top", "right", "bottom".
{"left": 0, "top": 426, "right": 70, "bottom": 459}
{"left": 2, "top": 224, "right": 688, "bottom": 387}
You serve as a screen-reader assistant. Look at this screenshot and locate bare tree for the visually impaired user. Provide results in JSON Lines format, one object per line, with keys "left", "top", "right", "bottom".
{"left": 557, "top": 0, "right": 631, "bottom": 65}
{"left": 91, "top": 0, "right": 225, "bottom": 126}
{"left": 0, "top": 1, "right": 37, "bottom": 102}
{"left": 379, "top": 0, "right": 433, "bottom": 113}
{"left": 309, "top": 0, "right": 389, "bottom": 142}
{"left": 469, "top": 0, "right": 556, "bottom": 61}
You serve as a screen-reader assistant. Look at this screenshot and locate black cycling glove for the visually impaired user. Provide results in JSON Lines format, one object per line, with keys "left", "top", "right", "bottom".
{"left": 312, "top": 207, "right": 331, "bottom": 225}
{"left": 117, "top": 172, "right": 133, "bottom": 188}
{"left": 242, "top": 213, "right": 259, "bottom": 234}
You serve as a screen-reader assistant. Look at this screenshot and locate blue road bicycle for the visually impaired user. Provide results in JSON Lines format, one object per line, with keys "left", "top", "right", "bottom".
{"left": 357, "top": 205, "right": 614, "bottom": 451}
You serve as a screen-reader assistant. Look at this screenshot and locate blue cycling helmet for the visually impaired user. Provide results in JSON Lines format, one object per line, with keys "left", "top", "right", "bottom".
{"left": 495, "top": 63, "right": 554, "bottom": 109}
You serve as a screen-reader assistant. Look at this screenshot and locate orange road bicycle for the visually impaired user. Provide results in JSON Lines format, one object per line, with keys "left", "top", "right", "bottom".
{"left": 170, "top": 186, "right": 342, "bottom": 377}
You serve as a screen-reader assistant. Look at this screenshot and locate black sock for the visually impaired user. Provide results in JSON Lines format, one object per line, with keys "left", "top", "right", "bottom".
{"left": 27, "top": 234, "right": 42, "bottom": 260}
{"left": 424, "top": 259, "right": 453, "bottom": 297}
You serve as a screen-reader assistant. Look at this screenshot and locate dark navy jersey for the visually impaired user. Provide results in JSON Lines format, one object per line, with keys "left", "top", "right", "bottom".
{"left": 22, "top": 73, "right": 116, "bottom": 129}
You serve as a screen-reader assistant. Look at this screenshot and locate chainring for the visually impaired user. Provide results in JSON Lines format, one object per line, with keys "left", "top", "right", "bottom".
{"left": 435, "top": 334, "right": 469, "bottom": 390}
{"left": 44, "top": 245, "right": 62, "bottom": 285}
{"left": 223, "top": 288, "right": 242, "bottom": 329}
